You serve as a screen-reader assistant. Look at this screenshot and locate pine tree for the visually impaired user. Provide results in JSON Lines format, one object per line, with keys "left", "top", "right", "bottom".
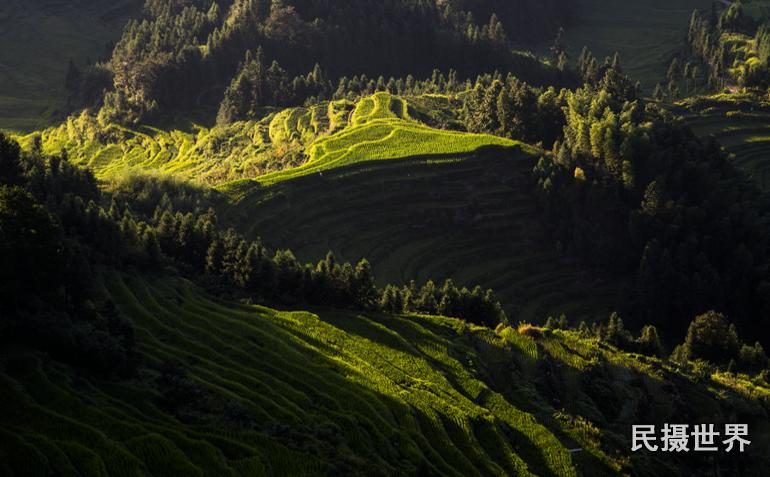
{"left": 401, "top": 280, "right": 417, "bottom": 313}
{"left": 142, "top": 229, "right": 162, "bottom": 266}
{"left": 557, "top": 313, "right": 568, "bottom": 329}
{"left": 550, "top": 27, "right": 567, "bottom": 65}
{"left": 353, "top": 258, "right": 377, "bottom": 308}
{"left": 667, "top": 58, "right": 681, "bottom": 84}
{"left": 605, "top": 312, "right": 630, "bottom": 348}
{"left": 417, "top": 280, "right": 438, "bottom": 313}
{"left": 653, "top": 83, "right": 664, "bottom": 101}
{"left": 205, "top": 238, "right": 223, "bottom": 274}
{"left": 638, "top": 325, "right": 663, "bottom": 357}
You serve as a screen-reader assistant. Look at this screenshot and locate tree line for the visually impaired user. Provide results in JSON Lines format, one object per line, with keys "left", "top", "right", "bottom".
{"left": 0, "top": 132, "right": 506, "bottom": 376}
{"left": 544, "top": 309, "right": 768, "bottom": 376}
{"left": 686, "top": 4, "right": 770, "bottom": 91}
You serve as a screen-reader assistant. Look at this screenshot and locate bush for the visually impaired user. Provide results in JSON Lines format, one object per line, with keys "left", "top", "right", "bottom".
{"left": 739, "top": 342, "right": 769, "bottom": 371}
{"left": 672, "top": 311, "right": 740, "bottom": 365}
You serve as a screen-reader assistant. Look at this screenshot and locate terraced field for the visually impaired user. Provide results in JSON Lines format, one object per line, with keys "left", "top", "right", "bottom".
{"left": 0, "top": 273, "right": 586, "bottom": 476}
{"left": 0, "top": 0, "right": 139, "bottom": 131}
{"left": 563, "top": 0, "right": 712, "bottom": 90}
{"left": 4, "top": 273, "right": 769, "bottom": 476}
{"left": 227, "top": 149, "right": 623, "bottom": 325}
{"left": 17, "top": 93, "right": 516, "bottom": 188}
{"left": 219, "top": 94, "right": 622, "bottom": 325}
{"left": 677, "top": 94, "right": 770, "bottom": 191}
{"left": 15, "top": 100, "right": 356, "bottom": 185}
{"left": 250, "top": 93, "right": 523, "bottom": 187}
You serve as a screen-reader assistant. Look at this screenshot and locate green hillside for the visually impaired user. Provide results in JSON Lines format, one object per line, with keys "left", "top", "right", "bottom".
{"left": 218, "top": 93, "right": 621, "bottom": 324}
{"left": 676, "top": 94, "right": 770, "bottom": 191}
{"left": 245, "top": 92, "right": 526, "bottom": 187}
{"left": 14, "top": 105, "right": 340, "bottom": 186}
{"left": 0, "top": 0, "right": 139, "bottom": 131}
{"left": 16, "top": 93, "right": 519, "bottom": 189}
{"left": 227, "top": 146, "right": 621, "bottom": 324}
{"left": 16, "top": 91, "right": 621, "bottom": 324}
{"left": 563, "top": 0, "right": 712, "bottom": 89}
{"left": 4, "top": 2, "right": 770, "bottom": 474}
{"left": 3, "top": 272, "right": 768, "bottom": 477}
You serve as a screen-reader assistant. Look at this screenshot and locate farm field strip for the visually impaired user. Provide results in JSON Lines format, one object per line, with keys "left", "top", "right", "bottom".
{"left": 0, "top": 273, "right": 582, "bottom": 476}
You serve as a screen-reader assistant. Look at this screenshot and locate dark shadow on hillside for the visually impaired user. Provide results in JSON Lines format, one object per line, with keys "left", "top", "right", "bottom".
{"left": 226, "top": 148, "right": 623, "bottom": 325}
{"left": 236, "top": 144, "right": 525, "bottom": 198}
{"left": 94, "top": 274, "right": 587, "bottom": 476}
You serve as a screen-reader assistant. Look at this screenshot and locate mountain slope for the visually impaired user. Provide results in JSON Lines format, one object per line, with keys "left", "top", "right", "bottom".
{"left": 2, "top": 272, "right": 768, "bottom": 476}
{"left": 0, "top": 0, "right": 140, "bottom": 131}
{"left": 238, "top": 92, "right": 526, "bottom": 187}
{"left": 562, "top": 0, "right": 712, "bottom": 89}
{"left": 16, "top": 93, "right": 527, "bottom": 188}
{"left": 677, "top": 94, "right": 770, "bottom": 191}
{"left": 0, "top": 273, "right": 581, "bottom": 477}
{"left": 226, "top": 146, "right": 622, "bottom": 325}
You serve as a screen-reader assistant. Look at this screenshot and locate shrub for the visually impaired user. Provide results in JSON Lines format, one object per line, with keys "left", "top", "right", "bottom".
{"left": 672, "top": 311, "right": 740, "bottom": 365}
{"left": 602, "top": 312, "right": 632, "bottom": 348}
{"left": 739, "top": 342, "right": 769, "bottom": 371}
{"left": 636, "top": 325, "right": 664, "bottom": 357}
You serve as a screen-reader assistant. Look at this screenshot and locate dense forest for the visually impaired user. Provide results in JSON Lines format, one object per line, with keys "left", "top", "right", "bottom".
{"left": 451, "top": 54, "right": 770, "bottom": 350}
{"left": 63, "top": 0, "right": 572, "bottom": 123}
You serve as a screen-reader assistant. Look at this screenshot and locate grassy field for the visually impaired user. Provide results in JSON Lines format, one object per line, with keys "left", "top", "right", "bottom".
{"left": 2, "top": 272, "right": 768, "bottom": 476}
{"left": 676, "top": 94, "right": 770, "bottom": 191}
{"left": 0, "top": 0, "right": 138, "bottom": 131}
{"left": 562, "top": 0, "right": 713, "bottom": 90}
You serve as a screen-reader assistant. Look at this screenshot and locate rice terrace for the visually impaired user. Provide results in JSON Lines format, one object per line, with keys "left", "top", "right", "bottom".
{"left": 1, "top": 0, "right": 770, "bottom": 476}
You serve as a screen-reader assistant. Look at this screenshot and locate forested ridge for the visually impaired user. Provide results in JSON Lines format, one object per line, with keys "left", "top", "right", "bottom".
{"left": 63, "top": 0, "right": 572, "bottom": 124}
{"left": 4, "top": 0, "right": 770, "bottom": 476}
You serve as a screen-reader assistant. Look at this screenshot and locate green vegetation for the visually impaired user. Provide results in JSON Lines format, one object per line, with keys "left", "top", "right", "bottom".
{"left": 250, "top": 92, "right": 525, "bottom": 186}
{"left": 2, "top": 272, "right": 769, "bottom": 477}
{"left": 676, "top": 94, "right": 770, "bottom": 190}
{"left": 14, "top": 92, "right": 526, "bottom": 188}
{"left": 13, "top": 100, "right": 352, "bottom": 185}
{"left": 561, "top": 0, "right": 712, "bottom": 89}
{"left": 685, "top": 0, "right": 770, "bottom": 91}
{"left": 227, "top": 143, "right": 621, "bottom": 324}
{"left": 6, "top": 1, "right": 770, "bottom": 474}
{"left": 97, "top": 0, "right": 565, "bottom": 124}
{"left": 534, "top": 82, "right": 770, "bottom": 344}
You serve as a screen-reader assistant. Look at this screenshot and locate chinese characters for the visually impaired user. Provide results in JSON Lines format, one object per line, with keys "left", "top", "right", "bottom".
{"left": 632, "top": 424, "right": 750, "bottom": 453}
